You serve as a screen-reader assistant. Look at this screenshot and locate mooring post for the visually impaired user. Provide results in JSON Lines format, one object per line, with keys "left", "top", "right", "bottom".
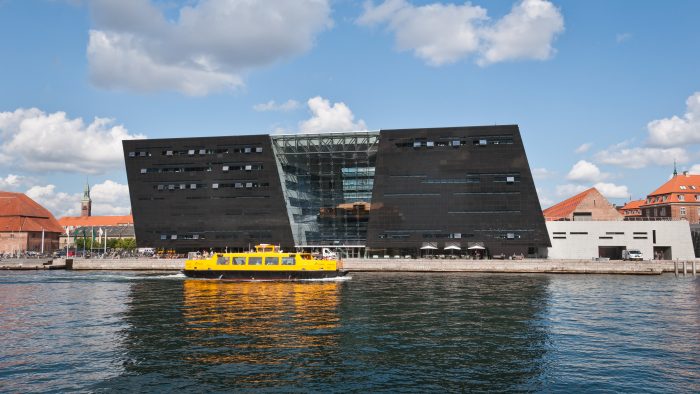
{"left": 674, "top": 260, "right": 678, "bottom": 277}
{"left": 683, "top": 260, "right": 687, "bottom": 276}
{"left": 693, "top": 261, "right": 697, "bottom": 277}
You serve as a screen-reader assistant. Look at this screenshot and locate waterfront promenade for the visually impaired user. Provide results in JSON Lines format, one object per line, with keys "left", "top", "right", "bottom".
{"left": 2, "top": 257, "right": 697, "bottom": 275}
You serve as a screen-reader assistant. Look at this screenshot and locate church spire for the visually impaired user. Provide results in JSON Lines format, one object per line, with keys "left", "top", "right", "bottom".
{"left": 81, "top": 179, "right": 92, "bottom": 217}
{"left": 673, "top": 160, "right": 678, "bottom": 177}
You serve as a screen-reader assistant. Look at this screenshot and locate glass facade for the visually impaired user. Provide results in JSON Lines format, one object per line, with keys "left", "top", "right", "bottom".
{"left": 271, "top": 132, "right": 379, "bottom": 246}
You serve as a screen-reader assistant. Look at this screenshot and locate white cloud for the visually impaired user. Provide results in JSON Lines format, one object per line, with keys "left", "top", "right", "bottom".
{"left": 594, "top": 145, "right": 689, "bottom": 169}
{"left": 531, "top": 167, "right": 554, "bottom": 180}
{"left": 358, "top": 0, "right": 564, "bottom": 67}
{"left": 0, "top": 174, "right": 24, "bottom": 190}
{"left": 478, "top": 0, "right": 565, "bottom": 66}
{"left": 90, "top": 180, "right": 131, "bottom": 216}
{"left": 299, "top": 96, "right": 367, "bottom": 133}
{"left": 253, "top": 99, "right": 300, "bottom": 112}
{"left": 88, "top": 0, "right": 332, "bottom": 95}
{"left": 536, "top": 187, "right": 553, "bottom": 208}
{"left": 25, "top": 185, "right": 81, "bottom": 218}
{"left": 647, "top": 92, "right": 700, "bottom": 147}
{"left": 358, "top": 0, "right": 487, "bottom": 66}
{"left": 575, "top": 142, "right": 592, "bottom": 154}
{"left": 593, "top": 182, "right": 629, "bottom": 199}
{"left": 25, "top": 180, "right": 131, "bottom": 218}
{"left": 566, "top": 160, "right": 609, "bottom": 182}
{"left": 555, "top": 184, "right": 588, "bottom": 197}
{"left": 689, "top": 164, "right": 700, "bottom": 174}
{"left": 0, "top": 108, "right": 145, "bottom": 174}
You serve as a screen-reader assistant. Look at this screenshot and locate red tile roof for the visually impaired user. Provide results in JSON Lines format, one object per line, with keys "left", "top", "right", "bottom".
{"left": 620, "top": 199, "right": 645, "bottom": 210}
{"left": 0, "top": 192, "right": 63, "bottom": 233}
{"left": 644, "top": 174, "right": 700, "bottom": 206}
{"left": 58, "top": 215, "right": 133, "bottom": 227}
{"left": 543, "top": 187, "right": 597, "bottom": 221}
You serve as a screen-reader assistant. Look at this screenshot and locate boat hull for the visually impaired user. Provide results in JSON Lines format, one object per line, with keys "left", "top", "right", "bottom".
{"left": 182, "top": 269, "right": 348, "bottom": 280}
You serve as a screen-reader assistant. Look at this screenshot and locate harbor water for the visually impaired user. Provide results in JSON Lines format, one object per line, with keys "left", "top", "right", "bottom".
{"left": 0, "top": 271, "right": 698, "bottom": 392}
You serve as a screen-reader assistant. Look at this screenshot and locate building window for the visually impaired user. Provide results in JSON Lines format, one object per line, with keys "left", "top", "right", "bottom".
{"left": 171, "top": 235, "right": 177, "bottom": 240}
{"left": 212, "top": 183, "right": 219, "bottom": 189}
{"left": 128, "top": 152, "right": 136, "bottom": 157}
{"left": 426, "top": 141, "right": 434, "bottom": 148}
{"left": 678, "top": 195, "right": 685, "bottom": 201}
{"left": 680, "top": 185, "right": 687, "bottom": 190}
{"left": 140, "top": 168, "right": 147, "bottom": 174}
{"left": 660, "top": 207, "right": 665, "bottom": 216}
{"left": 244, "top": 147, "right": 251, "bottom": 153}
{"left": 506, "top": 176, "right": 515, "bottom": 184}
{"left": 255, "top": 147, "right": 263, "bottom": 153}
{"left": 190, "top": 184, "right": 197, "bottom": 189}
{"left": 680, "top": 207, "right": 686, "bottom": 216}
{"left": 160, "top": 234, "right": 167, "bottom": 240}
{"left": 188, "top": 149, "right": 195, "bottom": 155}
{"left": 166, "top": 150, "right": 173, "bottom": 156}
{"left": 245, "top": 165, "right": 252, "bottom": 171}
{"left": 451, "top": 140, "right": 461, "bottom": 147}
{"left": 223, "top": 165, "right": 229, "bottom": 171}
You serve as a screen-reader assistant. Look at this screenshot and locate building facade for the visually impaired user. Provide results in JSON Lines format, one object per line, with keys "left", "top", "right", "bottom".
{"left": 123, "top": 125, "right": 550, "bottom": 256}
{"left": 640, "top": 171, "right": 700, "bottom": 223}
{"left": 0, "top": 192, "right": 62, "bottom": 254}
{"left": 546, "top": 220, "right": 695, "bottom": 260}
{"left": 543, "top": 187, "right": 623, "bottom": 221}
{"left": 618, "top": 199, "right": 644, "bottom": 219}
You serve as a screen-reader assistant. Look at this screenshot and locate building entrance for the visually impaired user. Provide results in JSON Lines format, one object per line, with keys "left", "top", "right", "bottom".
{"left": 653, "top": 246, "right": 672, "bottom": 260}
{"left": 598, "top": 246, "right": 625, "bottom": 260}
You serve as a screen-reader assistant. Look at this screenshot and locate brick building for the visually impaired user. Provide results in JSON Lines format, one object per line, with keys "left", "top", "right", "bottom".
{"left": 543, "top": 187, "right": 623, "bottom": 221}
{"left": 618, "top": 199, "right": 644, "bottom": 219}
{"left": 640, "top": 171, "right": 700, "bottom": 223}
{"left": 0, "top": 192, "right": 63, "bottom": 254}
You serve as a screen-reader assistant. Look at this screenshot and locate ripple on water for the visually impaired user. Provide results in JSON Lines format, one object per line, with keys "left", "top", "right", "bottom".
{"left": 0, "top": 271, "right": 698, "bottom": 392}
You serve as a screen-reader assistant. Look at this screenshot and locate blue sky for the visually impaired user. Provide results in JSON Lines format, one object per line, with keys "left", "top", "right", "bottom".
{"left": 1, "top": 0, "right": 699, "bottom": 217}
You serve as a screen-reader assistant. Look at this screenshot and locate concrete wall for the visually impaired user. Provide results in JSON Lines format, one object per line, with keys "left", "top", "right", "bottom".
{"left": 546, "top": 220, "right": 695, "bottom": 260}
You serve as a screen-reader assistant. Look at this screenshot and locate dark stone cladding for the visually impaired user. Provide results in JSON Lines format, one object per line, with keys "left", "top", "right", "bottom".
{"left": 366, "top": 125, "right": 551, "bottom": 256}
{"left": 123, "top": 135, "right": 294, "bottom": 251}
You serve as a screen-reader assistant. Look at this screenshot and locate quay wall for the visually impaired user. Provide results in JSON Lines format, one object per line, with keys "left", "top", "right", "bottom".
{"left": 2, "top": 258, "right": 696, "bottom": 274}
{"left": 342, "top": 259, "right": 685, "bottom": 275}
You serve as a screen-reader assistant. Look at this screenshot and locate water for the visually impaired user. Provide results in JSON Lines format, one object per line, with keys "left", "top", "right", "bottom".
{"left": 0, "top": 271, "right": 698, "bottom": 393}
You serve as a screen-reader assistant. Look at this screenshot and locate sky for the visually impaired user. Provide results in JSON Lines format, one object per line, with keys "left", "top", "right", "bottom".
{"left": 1, "top": 0, "right": 700, "bottom": 217}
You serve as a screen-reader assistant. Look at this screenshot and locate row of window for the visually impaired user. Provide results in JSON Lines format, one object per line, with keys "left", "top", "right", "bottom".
{"left": 127, "top": 147, "right": 264, "bottom": 158}
{"left": 378, "top": 231, "right": 522, "bottom": 240}
{"left": 154, "top": 182, "right": 269, "bottom": 191}
{"left": 216, "top": 256, "right": 296, "bottom": 266}
{"left": 647, "top": 194, "right": 700, "bottom": 203}
{"left": 395, "top": 136, "right": 514, "bottom": 148}
{"left": 645, "top": 206, "right": 697, "bottom": 216}
{"left": 139, "top": 164, "right": 264, "bottom": 174}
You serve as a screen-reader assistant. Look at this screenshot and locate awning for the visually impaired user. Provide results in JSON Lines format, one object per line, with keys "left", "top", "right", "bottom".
{"left": 467, "top": 245, "right": 486, "bottom": 250}
{"left": 420, "top": 242, "right": 438, "bottom": 250}
{"left": 444, "top": 245, "right": 461, "bottom": 250}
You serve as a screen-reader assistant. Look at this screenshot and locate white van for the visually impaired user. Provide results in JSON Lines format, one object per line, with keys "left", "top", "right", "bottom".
{"left": 622, "top": 249, "right": 643, "bottom": 261}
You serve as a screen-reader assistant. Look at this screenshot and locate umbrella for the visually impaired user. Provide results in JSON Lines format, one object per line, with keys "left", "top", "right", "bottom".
{"left": 444, "top": 245, "right": 461, "bottom": 250}
{"left": 467, "top": 245, "right": 486, "bottom": 250}
{"left": 420, "top": 245, "right": 438, "bottom": 250}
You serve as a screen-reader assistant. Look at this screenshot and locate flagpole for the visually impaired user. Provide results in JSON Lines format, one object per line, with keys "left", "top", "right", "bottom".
{"left": 104, "top": 228, "right": 107, "bottom": 256}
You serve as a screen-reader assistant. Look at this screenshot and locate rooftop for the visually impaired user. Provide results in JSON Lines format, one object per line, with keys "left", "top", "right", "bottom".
{"left": 543, "top": 187, "right": 597, "bottom": 221}
{"left": 58, "top": 215, "right": 134, "bottom": 227}
{"left": 0, "top": 192, "right": 63, "bottom": 233}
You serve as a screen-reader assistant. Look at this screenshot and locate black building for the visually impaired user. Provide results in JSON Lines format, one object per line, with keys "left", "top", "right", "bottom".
{"left": 123, "top": 125, "right": 550, "bottom": 257}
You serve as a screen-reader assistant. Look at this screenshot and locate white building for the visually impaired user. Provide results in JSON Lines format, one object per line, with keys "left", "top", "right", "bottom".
{"left": 546, "top": 220, "right": 695, "bottom": 260}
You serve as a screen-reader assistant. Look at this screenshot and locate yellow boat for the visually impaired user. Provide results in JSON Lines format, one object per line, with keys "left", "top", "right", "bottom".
{"left": 183, "top": 244, "right": 347, "bottom": 280}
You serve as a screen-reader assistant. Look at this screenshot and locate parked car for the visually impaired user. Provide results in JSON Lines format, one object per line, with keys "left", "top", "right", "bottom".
{"left": 622, "top": 249, "right": 643, "bottom": 261}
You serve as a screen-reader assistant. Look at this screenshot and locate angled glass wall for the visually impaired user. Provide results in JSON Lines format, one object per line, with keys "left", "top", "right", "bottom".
{"left": 271, "top": 132, "right": 379, "bottom": 246}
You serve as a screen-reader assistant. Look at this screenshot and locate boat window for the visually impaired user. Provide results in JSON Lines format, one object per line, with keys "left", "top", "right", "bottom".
{"left": 281, "top": 257, "right": 295, "bottom": 265}
{"left": 248, "top": 257, "right": 262, "bottom": 265}
{"left": 265, "top": 257, "right": 279, "bottom": 265}
{"left": 216, "top": 255, "right": 229, "bottom": 265}
{"left": 232, "top": 257, "right": 245, "bottom": 265}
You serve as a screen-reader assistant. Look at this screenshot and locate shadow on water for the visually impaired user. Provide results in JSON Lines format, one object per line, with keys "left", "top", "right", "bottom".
{"left": 93, "top": 273, "right": 552, "bottom": 392}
